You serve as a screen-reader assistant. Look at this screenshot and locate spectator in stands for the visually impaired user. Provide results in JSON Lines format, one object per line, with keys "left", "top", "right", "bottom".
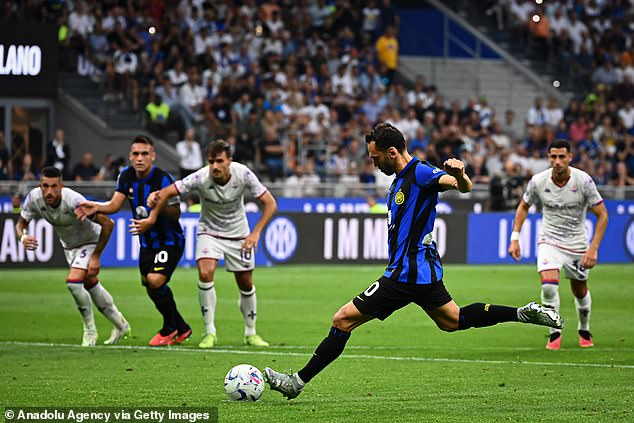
{"left": 544, "top": 96, "right": 563, "bottom": 128}
{"left": 466, "top": 155, "right": 491, "bottom": 184}
{"left": 176, "top": 128, "right": 203, "bottom": 179}
{"left": 11, "top": 193, "right": 22, "bottom": 213}
{"left": 362, "top": 1, "right": 381, "bottom": 39}
{"left": 300, "top": 159, "right": 323, "bottom": 197}
{"left": 592, "top": 60, "right": 620, "bottom": 88}
{"left": 16, "top": 153, "right": 39, "bottom": 182}
{"left": 45, "top": 129, "right": 71, "bottom": 179}
{"left": 618, "top": 101, "right": 634, "bottom": 132}
{"left": 526, "top": 96, "right": 547, "bottom": 127}
{"left": 379, "top": 0, "right": 400, "bottom": 33}
{"left": 97, "top": 154, "right": 118, "bottom": 181}
{"left": 72, "top": 152, "right": 99, "bottom": 181}
{"left": 145, "top": 95, "right": 173, "bottom": 138}
{"left": 375, "top": 26, "right": 398, "bottom": 87}
{"left": 259, "top": 128, "right": 285, "bottom": 181}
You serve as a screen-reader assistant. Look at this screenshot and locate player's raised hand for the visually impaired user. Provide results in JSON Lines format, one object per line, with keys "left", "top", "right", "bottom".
{"left": 129, "top": 218, "right": 154, "bottom": 235}
{"left": 20, "top": 234, "right": 38, "bottom": 250}
{"left": 75, "top": 202, "right": 98, "bottom": 221}
{"left": 443, "top": 158, "right": 465, "bottom": 177}
{"left": 508, "top": 241, "right": 521, "bottom": 261}
{"left": 147, "top": 191, "right": 161, "bottom": 208}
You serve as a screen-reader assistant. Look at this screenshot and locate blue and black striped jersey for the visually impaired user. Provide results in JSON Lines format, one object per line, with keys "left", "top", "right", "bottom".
{"left": 384, "top": 159, "right": 446, "bottom": 284}
{"left": 116, "top": 166, "right": 184, "bottom": 249}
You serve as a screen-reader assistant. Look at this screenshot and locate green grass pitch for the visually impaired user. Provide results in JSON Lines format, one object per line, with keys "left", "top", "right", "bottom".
{"left": 1, "top": 264, "right": 633, "bottom": 422}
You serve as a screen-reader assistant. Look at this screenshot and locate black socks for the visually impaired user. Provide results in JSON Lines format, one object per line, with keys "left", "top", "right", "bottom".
{"left": 458, "top": 302, "right": 518, "bottom": 330}
{"left": 298, "top": 327, "right": 351, "bottom": 383}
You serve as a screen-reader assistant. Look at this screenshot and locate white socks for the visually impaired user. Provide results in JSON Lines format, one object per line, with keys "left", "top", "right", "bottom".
{"left": 87, "top": 282, "right": 126, "bottom": 328}
{"left": 239, "top": 287, "right": 257, "bottom": 337}
{"left": 198, "top": 280, "right": 217, "bottom": 335}
{"left": 574, "top": 290, "right": 592, "bottom": 332}
{"left": 541, "top": 282, "right": 560, "bottom": 335}
{"left": 67, "top": 282, "right": 96, "bottom": 332}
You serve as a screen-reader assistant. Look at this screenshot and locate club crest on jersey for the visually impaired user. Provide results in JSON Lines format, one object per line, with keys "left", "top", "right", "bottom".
{"left": 395, "top": 190, "right": 405, "bottom": 205}
{"left": 571, "top": 186, "right": 578, "bottom": 192}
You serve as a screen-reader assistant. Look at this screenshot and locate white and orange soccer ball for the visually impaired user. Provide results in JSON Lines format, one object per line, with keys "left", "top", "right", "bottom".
{"left": 224, "top": 364, "right": 265, "bottom": 401}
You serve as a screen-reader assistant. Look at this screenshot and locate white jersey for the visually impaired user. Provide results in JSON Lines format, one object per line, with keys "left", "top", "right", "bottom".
{"left": 523, "top": 167, "right": 603, "bottom": 252}
{"left": 175, "top": 162, "right": 267, "bottom": 239}
{"left": 21, "top": 187, "right": 102, "bottom": 249}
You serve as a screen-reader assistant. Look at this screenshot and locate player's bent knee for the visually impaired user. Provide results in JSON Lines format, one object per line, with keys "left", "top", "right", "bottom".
{"left": 145, "top": 275, "right": 166, "bottom": 289}
{"left": 332, "top": 310, "right": 354, "bottom": 332}
{"left": 198, "top": 269, "right": 215, "bottom": 282}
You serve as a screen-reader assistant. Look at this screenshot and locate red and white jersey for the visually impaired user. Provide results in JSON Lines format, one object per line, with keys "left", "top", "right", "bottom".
{"left": 21, "top": 187, "right": 101, "bottom": 249}
{"left": 523, "top": 167, "right": 603, "bottom": 252}
{"left": 175, "top": 161, "right": 267, "bottom": 239}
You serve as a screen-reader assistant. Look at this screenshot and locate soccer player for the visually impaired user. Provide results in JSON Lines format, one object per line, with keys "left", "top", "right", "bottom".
{"left": 75, "top": 135, "right": 191, "bottom": 346}
{"left": 264, "top": 122, "right": 564, "bottom": 399}
{"left": 134, "top": 140, "right": 276, "bottom": 348}
{"left": 17, "top": 166, "right": 130, "bottom": 346}
{"left": 509, "top": 139, "right": 608, "bottom": 350}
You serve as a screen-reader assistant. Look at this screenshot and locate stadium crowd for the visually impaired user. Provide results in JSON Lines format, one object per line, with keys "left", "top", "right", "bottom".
{"left": 1, "top": 0, "right": 634, "bottom": 208}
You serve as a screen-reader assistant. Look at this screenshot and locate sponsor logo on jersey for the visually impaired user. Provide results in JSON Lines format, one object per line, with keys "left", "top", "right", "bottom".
{"left": 153, "top": 266, "right": 165, "bottom": 271}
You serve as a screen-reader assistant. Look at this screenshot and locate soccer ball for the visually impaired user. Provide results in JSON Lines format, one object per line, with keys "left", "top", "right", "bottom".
{"left": 224, "top": 364, "right": 265, "bottom": 401}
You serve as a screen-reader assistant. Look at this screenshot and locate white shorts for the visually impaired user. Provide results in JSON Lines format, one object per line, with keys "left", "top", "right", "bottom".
{"left": 196, "top": 234, "right": 254, "bottom": 272}
{"left": 64, "top": 244, "right": 97, "bottom": 270}
{"left": 537, "top": 243, "right": 589, "bottom": 281}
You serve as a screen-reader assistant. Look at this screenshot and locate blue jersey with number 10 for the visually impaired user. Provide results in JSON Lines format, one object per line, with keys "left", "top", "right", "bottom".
{"left": 384, "top": 159, "right": 446, "bottom": 285}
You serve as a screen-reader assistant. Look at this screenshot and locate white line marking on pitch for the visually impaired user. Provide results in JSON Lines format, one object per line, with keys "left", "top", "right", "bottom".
{"left": 2, "top": 341, "right": 634, "bottom": 369}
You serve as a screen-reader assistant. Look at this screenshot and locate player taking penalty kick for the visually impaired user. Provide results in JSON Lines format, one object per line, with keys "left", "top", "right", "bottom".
{"left": 133, "top": 140, "right": 277, "bottom": 348}
{"left": 17, "top": 167, "right": 130, "bottom": 346}
{"left": 264, "top": 123, "right": 564, "bottom": 400}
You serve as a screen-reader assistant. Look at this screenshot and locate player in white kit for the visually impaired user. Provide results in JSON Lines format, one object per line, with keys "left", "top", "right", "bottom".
{"left": 16, "top": 167, "right": 130, "bottom": 346}
{"left": 134, "top": 140, "right": 277, "bottom": 348}
{"left": 509, "top": 139, "right": 608, "bottom": 350}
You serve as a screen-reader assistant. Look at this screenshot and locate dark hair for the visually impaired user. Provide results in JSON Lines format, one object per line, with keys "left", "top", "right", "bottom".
{"left": 548, "top": 138, "right": 571, "bottom": 152}
{"left": 41, "top": 166, "right": 62, "bottom": 179}
{"left": 131, "top": 134, "right": 154, "bottom": 147}
{"left": 365, "top": 122, "right": 406, "bottom": 152}
{"left": 206, "top": 139, "right": 232, "bottom": 159}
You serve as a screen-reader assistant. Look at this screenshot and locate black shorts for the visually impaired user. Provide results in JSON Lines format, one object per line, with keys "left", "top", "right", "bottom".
{"left": 352, "top": 276, "right": 453, "bottom": 320}
{"left": 139, "top": 245, "right": 183, "bottom": 282}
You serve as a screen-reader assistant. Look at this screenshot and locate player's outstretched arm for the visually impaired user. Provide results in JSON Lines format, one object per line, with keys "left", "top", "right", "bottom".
{"left": 16, "top": 216, "right": 38, "bottom": 250}
{"left": 582, "top": 202, "right": 609, "bottom": 269}
{"left": 242, "top": 191, "right": 278, "bottom": 252}
{"left": 75, "top": 192, "right": 127, "bottom": 220}
{"left": 438, "top": 158, "right": 472, "bottom": 193}
{"left": 130, "top": 184, "right": 178, "bottom": 235}
{"left": 508, "top": 199, "right": 530, "bottom": 261}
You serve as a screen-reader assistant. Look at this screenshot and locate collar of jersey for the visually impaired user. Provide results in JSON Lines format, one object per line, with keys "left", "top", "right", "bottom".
{"left": 396, "top": 158, "right": 419, "bottom": 179}
{"left": 138, "top": 166, "right": 156, "bottom": 182}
